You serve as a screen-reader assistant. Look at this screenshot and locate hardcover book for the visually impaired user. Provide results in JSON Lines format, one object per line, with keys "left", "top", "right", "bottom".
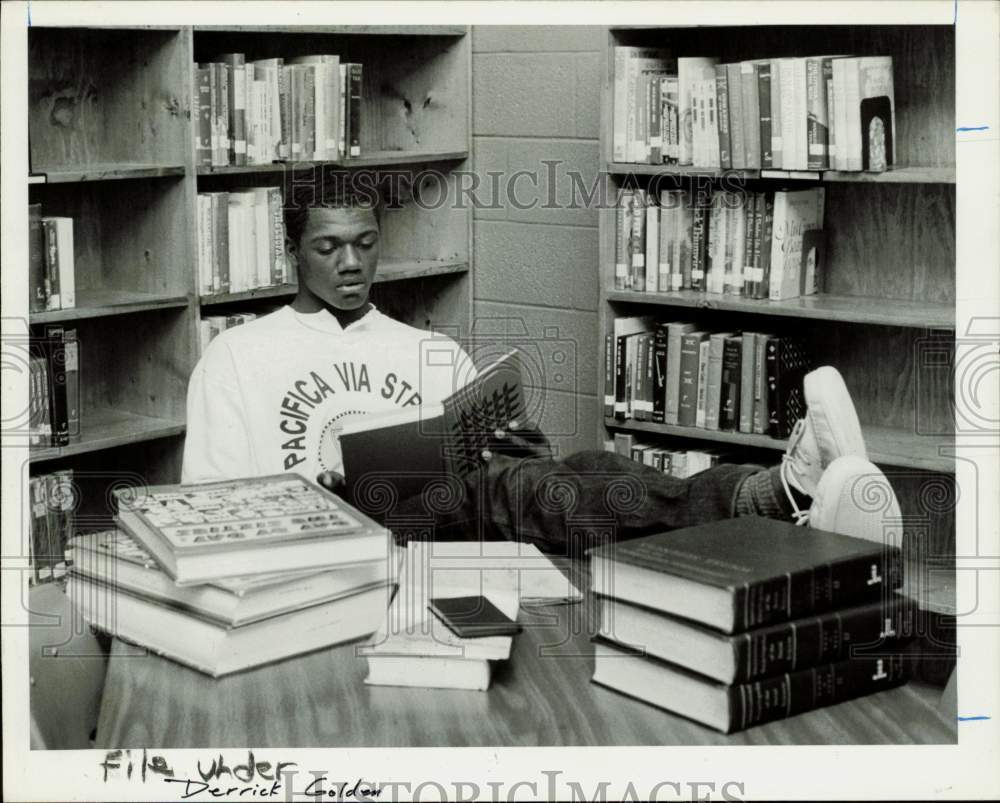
{"left": 113, "top": 474, "right": 390, "bottom": 585}
{"left": 765, "top": 335, "right": 812, "bottom": 439}
{"left": 593, "top": 640, "right": 907, "bottom": 733}
{"left": 588, "top": 516, "right": 903, "bottom": 633}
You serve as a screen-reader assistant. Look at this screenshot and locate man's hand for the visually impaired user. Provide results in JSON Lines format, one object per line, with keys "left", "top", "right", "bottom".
{"left": 316, "top": 471, "right": 346, "bottom": 496}
{"left": 481, "top": 419, "right": 553, "bottom": 462}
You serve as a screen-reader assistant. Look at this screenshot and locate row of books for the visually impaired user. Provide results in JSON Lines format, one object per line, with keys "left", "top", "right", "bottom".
{"left": 196, "top": 54, "right": 362, "bottom": 168}
{"left": 29, "top": 325, "right": 80, "bottom": 448}
{"left": 603, "top": 435, "right": 735, "bottom": 480}
{"left": 606, "top": 317, "right": 811, "bottom": 440}
{"left": 589, "top": 516, "right": 912, "bottom": 732}
{"left": 28, "top": 470, "right": 75, "bottom": 585}
{"left": 197, "top": 188, "right": 292, "bottom": 296}
{"left": 28, "top": 204, "right": 75, "bottom": 313}
{"left": 614, "top": 49, "right": 895, "bottom": 172}
{"left": 67, "top": 474, "right": 393, "bottom": 676}
{"left": 614, "top": 187, "right": 825, "bottom": 301}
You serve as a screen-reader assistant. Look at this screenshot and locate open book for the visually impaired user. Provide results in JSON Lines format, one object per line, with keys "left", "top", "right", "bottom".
{"left": 338, "top": 349, "right": 525, "bottom": 515}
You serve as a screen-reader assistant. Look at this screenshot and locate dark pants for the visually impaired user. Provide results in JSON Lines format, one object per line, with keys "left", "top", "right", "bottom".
{"left": 386, "top": 451, "right": 758, "bottom": 554}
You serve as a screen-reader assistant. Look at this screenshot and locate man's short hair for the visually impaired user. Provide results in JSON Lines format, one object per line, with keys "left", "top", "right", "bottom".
{"left": 283, "top": 167, "right": 382, "bottom": 245}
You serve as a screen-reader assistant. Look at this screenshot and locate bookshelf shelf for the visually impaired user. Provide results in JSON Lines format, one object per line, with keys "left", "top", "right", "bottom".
{"left": 605, "top": 163, "right": 956, "bottom": 185}
{"left": 192, "top": 25, "right": 468, "bottom": 36}
{"left": 34, "top": 164, "right": 187, "bottom": 184}
{"left": 30, "top": 291, "right": 190, "bottom": 324}
{"left": 29, "top": 409, "right": 186, "bottom": 464}
{"left": 199, "top": 260, "right": 470, "bottom": 306}
{"left": 604, "top": 419, "right": 955, "bottom": 474}
{"left": 606, "top": 289, "right": 955, "bottom": 330}
{"left": 196, "top": 150, "right": 469, "bottom": 176}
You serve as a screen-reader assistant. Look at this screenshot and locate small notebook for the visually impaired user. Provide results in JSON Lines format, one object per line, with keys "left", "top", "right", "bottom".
{"left": 429, "top": 595, "right": 522, "bottom": 639}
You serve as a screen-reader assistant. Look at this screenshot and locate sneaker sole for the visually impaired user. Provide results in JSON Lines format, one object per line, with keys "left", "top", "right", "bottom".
{"left": 804, "top": 366, "right": 867, "bottom": 463}
{"left": 809, "top": 455, "right": 902, "bottom": 546}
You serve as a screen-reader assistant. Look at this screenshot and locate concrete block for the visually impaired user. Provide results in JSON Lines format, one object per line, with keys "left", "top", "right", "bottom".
{"left": 473, "top": 53, "right": 577, "bottom": 137}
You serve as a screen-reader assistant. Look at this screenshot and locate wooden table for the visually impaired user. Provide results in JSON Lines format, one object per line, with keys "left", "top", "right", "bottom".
{"left": 96, "top": 562, "right": 957, "bottom": 748}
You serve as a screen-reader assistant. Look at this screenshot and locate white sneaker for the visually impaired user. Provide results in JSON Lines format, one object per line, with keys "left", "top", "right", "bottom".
{"left": 808, "top": 455, "right": 903, "bottom": 548}
{"left": 780, "top": 366, "right": 867, "bottom": 522}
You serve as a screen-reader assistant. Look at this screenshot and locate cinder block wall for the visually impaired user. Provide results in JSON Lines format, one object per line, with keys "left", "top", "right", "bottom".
{"left": 471, "top": 26, "right": 604, "bottom": 456}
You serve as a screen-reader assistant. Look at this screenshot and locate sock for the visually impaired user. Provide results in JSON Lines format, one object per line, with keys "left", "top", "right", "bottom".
{"left": 735, "top": 466, "right": 811, "bottom": 520}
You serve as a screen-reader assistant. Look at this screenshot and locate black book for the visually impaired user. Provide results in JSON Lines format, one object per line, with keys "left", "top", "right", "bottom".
{"left": 718, "top": 334, "right": 742, "bottom": 431}
{"left": 651, "top": 323, "right": 669, "bottom": 423}
{"left": 42, "top": 325, "right": 70, "bottom": 447}
{"left": 429, "top": 595, "right": 522, "bottom": 639}
{"left": 765, "top": 335, "right": 812, "bottom": 439}
{"left": 589, "top": 516, "right": 903, "bottom": 634}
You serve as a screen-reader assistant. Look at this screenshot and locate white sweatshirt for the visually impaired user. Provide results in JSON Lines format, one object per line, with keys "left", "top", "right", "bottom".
{"left": 182, "top": 305, "right": 475, "bottom": 484}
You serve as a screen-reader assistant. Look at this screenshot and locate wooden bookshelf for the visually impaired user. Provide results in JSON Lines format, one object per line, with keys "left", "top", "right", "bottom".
{"left": 26, "top": 25, "right": 473, "bottom": 536}
{"left": 607, "top": 289, "right": 955, "bottom": 330}
{"left": 598, "top": 24, "right": 957, "bottom": 558}
{"left": 604, "top": 419, "right": 955, "bottom": 474}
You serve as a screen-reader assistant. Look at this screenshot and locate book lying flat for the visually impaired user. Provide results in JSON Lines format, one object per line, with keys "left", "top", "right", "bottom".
{"left": 338, "top": 349, "right": 524, "bottom": 516}
{"left": 589, "top": 516, "right": 902, "bottom": 634}
{"left": 69, "top": 529, "right": 389, "bottom": 627}
{"left": 112, "top": 473, "right": 390, "bottom": 585}
{"left": 592, "top": 639, "right": 907, "bottom": 734}
{"left": 598, "top": 595, "right": 915, "bottom": 684}
{"left": 68, "top": 574, "right": 391, "bottom": 677}
{"left": 364, "top": 655, "right": 491, "bottom": 691}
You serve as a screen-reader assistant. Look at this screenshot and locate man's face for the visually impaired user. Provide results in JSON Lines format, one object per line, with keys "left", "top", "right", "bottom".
{"left": 289, "top": 206, "right": 380, "bottom": 311}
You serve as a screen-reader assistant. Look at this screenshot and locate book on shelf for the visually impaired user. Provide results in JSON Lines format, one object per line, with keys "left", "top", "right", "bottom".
{"left": 597, "top": 594, "right": 916, "bottom": 685}
{"left": 112, "top": 473, "right": 391, "bottom": 585}
{"left": 28, "top": 469, "right": 75, "bottom": 585}
{"left": 68, "top": 571, "right": 391, "bottom": 678}
{"left": 29, "top": 325, "right": 76, "bottom": 448}
{"left": 609, "top": 50, "right": 896, "bottom": 173}
{"left": 588, "top": 516, "right": 903, "bottom": 634}
{"left": 338, "top": 349, "right": 525, "bottom": 514}
{"left": 769, "top": 188, "right": 825, "bottom": 300}
{"left": 765, "top": 335, "right": 812, "bottom": 439}
{"left": 68, "top": 528, "right": 389, "bottom": 627}
{"left": 40, "top": 216, "right": 74, "bottom": 311}
{"left": 28, "top": 204, "right": 46, "bottom": 313}
{"left": 592, "top": 640, "right": 907, "bottom": 733}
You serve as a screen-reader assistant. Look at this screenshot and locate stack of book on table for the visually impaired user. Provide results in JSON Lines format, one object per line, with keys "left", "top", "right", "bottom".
{"left": 589, "top": 516, "right": 913, "bottom": 733}
{"left": 361, "top": 540, "right": 582, "bottom": 691}
{"left": 66, "top": 474, "right": 393, "bottom": 677}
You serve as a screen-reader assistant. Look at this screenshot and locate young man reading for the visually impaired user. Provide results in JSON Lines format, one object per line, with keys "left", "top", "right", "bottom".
{"left": 182, "top": 177, "right": 901, "bottom": 552}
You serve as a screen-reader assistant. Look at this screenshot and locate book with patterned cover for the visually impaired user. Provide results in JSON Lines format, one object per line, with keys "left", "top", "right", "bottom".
{"left": 765, "top": 336, "right": 812, "bottom": 439}
{"left": 113, "top": 473, "right": 389, "bottom": 584}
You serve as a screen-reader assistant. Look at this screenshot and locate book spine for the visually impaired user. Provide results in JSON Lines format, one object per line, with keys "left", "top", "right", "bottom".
{"left": 825, "top": 59, "right": 836, "bottom": 169}
{"left": 222, "top": 55, "right": 247, "bottom": 166}
{"left": 732, "top": 600, "right": 914, "bottom": 683}
{"left": 779, "top": 59, "right": 797, "bottom": 170}
{"left": 648, "top": 74, "right": 662, "bottom": 165}
{"left": 652, "top": 324, "right": 669, "bottom": 423}
{"left": 42, "top": 219, "right": 61, "bottom": 310}
{"left": 741, "top": 191, "right": 757, "bottom": 296}
{"left": 642, "top": 333, "right": 656, "bottom": 420}
{"left": 738, "top": 332, "right": 756, "bottom": 433}
{"left": 689, "top": 200, "right": 707, "bottom": 291}
{"left": 196, "top": 66, "right": 213, "bottom": 167}
{"left": 726, "top": 656, "right": 907, "bottom": 732}
{"left": 695, "top": 339, "right": 710, "bottom": 428}
{"left": 613, "top": 48, "right": 629, "bottom": 162}
{"left": 663, "top": 76, "right": 679, "bottom": 164}
{"left": 740, "top": 62, "right": 760, "bottom": 169}
{"left": 29, "top": 476, "right": 48, "bottom": 583}
{"left": 302, "top": 66, "right": 316, "bottom": 160}
{"left": 806, "top": 58, "right": 828, "bottom": 170}
{"left": 604, "top": 334, "right": 615, "bottom": 418}
{"left": 757, "top": 63, "right": 773, "bottom": 168}
{"left": 676, "top": 192, "right": 693, "bottom": 290}
{"left": 750, "top": 192, "right": 765, "bottom": 299}
{"left": 644, "top": 199, "right": 658, "bottom": 292}
{"left": 614, "top": 334, "right": 629, "bottom": 420}
{"left": 56, "top": 219, "right": 75, "bottom": 308}
{"left": 216, "top": 192, "right": 230, "bottom": 294}
{"left": 347, "top": 63, "right": 362, "bottom": 158}
{"left": 719, "top": 335, "right": 741, "bottom": 431}
{"left": 267, "top": 187, "right": 286, "bottom": 284}
{"left": 665, "top": 325, "right": 691, "bottom": 424}
{"left": 793, "top": 58, "right": 809, "bottom": 171}
{"left": 29, "top": 204, "right": 45, "bottom": 312}
{"left": 765, "top": 335, "right": 782, "bottom": 438}
{"left": 43, "top": 325, "right": 69, "bottom": 447}
{"left": 833, "top": 58, "right": 849, "bottom": 171}
{"left": 727, "top": 63, "right": 745, "bottom": 169}
{"left": 704, "top": 333, "right": 727, "bottom": 431}
{"left": 677, "top": 333, "right": 703, "bottom": 427}
{"left": 770, "top": 59, "right": 783, "bottom": 169}
{"left": 733, "top": 546, "right": 903, "bottom": 633}
{"left": 64, "top": 329, "right": 79, "bottom": 438}
{"left": 632, "top": 334, "right": 646, "bottom": 421}
{"left": 630, "top": 189, "right": 647, "bottom": 291}
{"left": 715, "top": 65, "right": 731, "bottom": 168}
{"left": 658, "top": 190, "right": 673, "bottom": 293}
{"left": 277, "top": 64, "right": 290, "bottom": 160}
{"left": 756, "top": 192, "right": 775, "bottom": 300}
{"left": 614, "top": 189, "right": 632, "bottom": 290}
{"left": 752, "top": 332, "right": 768, "bottom": 435}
